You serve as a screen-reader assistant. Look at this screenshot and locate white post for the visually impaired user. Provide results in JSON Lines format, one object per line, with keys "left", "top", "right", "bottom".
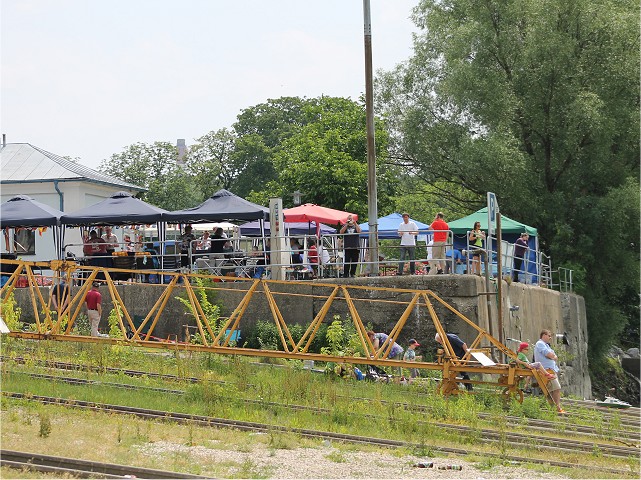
{"left": 269, "top": 198, "right": 288, "bottom": 280}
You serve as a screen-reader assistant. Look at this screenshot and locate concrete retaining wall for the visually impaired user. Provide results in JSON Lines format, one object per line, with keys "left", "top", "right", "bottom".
{"left": 12, "top": 274, "right": 591, "bottom": 398}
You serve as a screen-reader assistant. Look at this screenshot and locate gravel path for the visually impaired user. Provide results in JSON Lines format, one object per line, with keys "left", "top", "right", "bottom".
{"left": 138, "top": 439, "right": 566, "bottom": 479}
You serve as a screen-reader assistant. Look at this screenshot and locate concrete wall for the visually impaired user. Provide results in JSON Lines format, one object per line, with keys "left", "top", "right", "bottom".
{"left": 13, "top": 274, "right": 591, "bottom": 398}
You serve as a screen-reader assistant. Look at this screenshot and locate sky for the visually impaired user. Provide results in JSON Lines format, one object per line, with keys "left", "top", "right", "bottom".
{"left": 1, "top": 0, "right": 419, "bottom": 170}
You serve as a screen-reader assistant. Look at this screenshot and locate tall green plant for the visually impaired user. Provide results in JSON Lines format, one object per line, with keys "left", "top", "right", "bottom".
{"left": 175, "top": 277, "right": 221, "bottom": 345}
{"left": 1, "top": 292, "right": 22, "bottom": 331}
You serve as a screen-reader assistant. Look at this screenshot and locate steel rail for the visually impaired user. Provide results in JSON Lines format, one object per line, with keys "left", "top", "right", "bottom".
{"left": 0, "top": 449, "right": 208, "bottom": 479}
{"left": 564, "top": 398, "right": 641, "bottom": 417}
{"left": 3, "top": 392, "right": 638, "bottom": 476}
{"left": 11, "top": 371, "right": 639, "bottom": 459}
{"left": 5, "top": 355, "right": 639, "bottom": 440}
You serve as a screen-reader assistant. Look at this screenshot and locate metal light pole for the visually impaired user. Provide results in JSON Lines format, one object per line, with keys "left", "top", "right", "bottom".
{"left": 363, "top": 0, "right": 379, "bottom": 275}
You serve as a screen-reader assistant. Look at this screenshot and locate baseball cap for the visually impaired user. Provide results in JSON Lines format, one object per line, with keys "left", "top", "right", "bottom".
{"left": 409, "top": 338, "right": 420, "bottom": 346}
{"left": 518, "top": 342, "right": 529, "bottom": 352}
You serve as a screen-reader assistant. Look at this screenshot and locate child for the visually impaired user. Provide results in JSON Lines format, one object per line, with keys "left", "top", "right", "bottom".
{"left": 403, "top": 338, "right": 421, "bottom": 381}
{"left": 516, "top": 342, "right": 555, "bottom": 390}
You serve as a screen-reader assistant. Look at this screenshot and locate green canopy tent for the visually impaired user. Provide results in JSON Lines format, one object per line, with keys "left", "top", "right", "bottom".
{"left": 449, "top": 208, "right": 539, "bottom": 282}
{"left": 448, "top": 208, "right": 537, "bottom": 236}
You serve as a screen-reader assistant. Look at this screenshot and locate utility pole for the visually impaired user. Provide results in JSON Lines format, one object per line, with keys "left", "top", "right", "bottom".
{"left": 363, "top": 0, "right": 379, "bottom": 275}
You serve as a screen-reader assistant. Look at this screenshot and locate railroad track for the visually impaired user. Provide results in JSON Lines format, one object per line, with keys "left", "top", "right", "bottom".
{"left": 8, "top": 370, "right": 640, "bottom": 456}
{"left": 3, "top": 391, "right": 638, "bottom": 477}
{"left": 0, "top": 449, "right": 208, "bottom": 479}
{"left": 4, "top": 356, "right": 639, "bottom": 439}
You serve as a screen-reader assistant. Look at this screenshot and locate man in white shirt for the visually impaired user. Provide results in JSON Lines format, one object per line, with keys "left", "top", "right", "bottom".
{"left": 534, "top": 329, "right": 566, "bottom": 414}
{"left": 397, "top": 213, "right": 418, "bottom": 275}
{"left": 101, "top": 226, "right": 119, "bottom": 254}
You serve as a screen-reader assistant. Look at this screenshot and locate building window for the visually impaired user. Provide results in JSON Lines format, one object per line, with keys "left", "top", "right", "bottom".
{"left": 14, "top": 229, "right": 36, "bottom": 255}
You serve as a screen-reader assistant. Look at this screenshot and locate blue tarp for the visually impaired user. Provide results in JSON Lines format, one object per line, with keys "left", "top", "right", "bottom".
{"left": 239, "top": 220, "right": 335, "bottom": 236}
{"left": 359, "top": 213, "right": 432, "bottom": 239}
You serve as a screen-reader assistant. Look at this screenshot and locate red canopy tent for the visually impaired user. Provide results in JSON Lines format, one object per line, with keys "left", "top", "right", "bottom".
{"left": 283, "top": 204, "right": 357, "bottom": 226}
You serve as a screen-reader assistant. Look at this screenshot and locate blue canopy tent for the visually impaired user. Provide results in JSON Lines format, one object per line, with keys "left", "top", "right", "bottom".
{"left": 359, "top": 213, "right": 431, "bottom": 239}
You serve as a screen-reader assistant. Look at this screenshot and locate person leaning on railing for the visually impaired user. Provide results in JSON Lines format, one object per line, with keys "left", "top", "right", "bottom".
{"left": 468, "top": 222, "right": 485, "bottom": 276}
{"left": 513, "top": 233, "right": 529, "bottom": 282}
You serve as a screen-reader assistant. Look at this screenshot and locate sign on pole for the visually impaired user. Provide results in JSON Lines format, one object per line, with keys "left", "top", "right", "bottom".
{"left": 487, "top": 191, "right": 497, "bottom": 239}
{"left": 269, "top": 198, "right": 287, "bottom": 280}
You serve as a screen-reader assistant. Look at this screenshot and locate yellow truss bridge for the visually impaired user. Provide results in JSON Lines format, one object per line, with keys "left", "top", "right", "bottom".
{"left": 0, "top": 259, "right": 552, "bottom": 402}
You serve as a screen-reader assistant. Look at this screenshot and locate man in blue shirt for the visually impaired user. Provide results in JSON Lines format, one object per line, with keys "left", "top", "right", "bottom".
{"left": 534, "top": 329, "right": 565, "bottom": 414}
{"left": 445, "top": 248, "right": 464, "bottom": 274}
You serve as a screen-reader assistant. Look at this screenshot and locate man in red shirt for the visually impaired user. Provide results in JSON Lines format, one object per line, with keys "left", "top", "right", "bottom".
{"left": 85, "top": 282, "right": 102, "bottom": 336}
{"left": 429, "top": 212, "right": 449, "bottom": 275}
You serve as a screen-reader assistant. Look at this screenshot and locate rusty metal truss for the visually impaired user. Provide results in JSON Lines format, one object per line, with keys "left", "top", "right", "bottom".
{"left": 0, "top": 259, "right": 551, "bottom": 401}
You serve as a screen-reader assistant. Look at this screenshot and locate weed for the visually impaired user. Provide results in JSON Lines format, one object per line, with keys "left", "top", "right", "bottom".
{"left": 186, "top": 423, "right": 194, "bottom": 446}
{"left": 72, "top": 313, "right": 91, "bottom": 336}
{"left": 1, "top": 292, "right": 22, "bottom": 331}
{"left": 38, "top": 413, "right": 51, "bottom": 437}
{"left": 230, "top": 458, "right": 272, "bottom": 479}
{"left": 325, "top": 450, "right": 347, "bottom": 463}
{"left": 410, "top": 441, "right": 433, "bottom": 458}
{"left": 107, "top": 305, "right": 124, "bottom": 337}
{"left": 175, "top": 277, "right": 222, "bottom": 345}
{"left": 268, "top": 431, "right": 296, "bottom": 450}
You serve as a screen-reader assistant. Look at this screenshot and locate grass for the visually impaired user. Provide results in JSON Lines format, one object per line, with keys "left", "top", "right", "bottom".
{"left": 1, "top": 338, "right": 639, "bottom": 478}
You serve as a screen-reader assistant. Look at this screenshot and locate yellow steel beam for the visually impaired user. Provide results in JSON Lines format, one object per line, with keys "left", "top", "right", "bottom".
{"left": 1, "top": 259, "right": 548, "bottom": 402}
{"left": 296, "top": 285, "right": 340, "bottom": 353}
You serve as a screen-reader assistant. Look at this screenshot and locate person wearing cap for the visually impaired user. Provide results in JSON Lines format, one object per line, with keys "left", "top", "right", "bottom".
{"left": 512, "top": 233, "right": 530, "bottom": 282}
{"left": 534, "top": 329, "right": 565, "bottom": 414}
{"left": 403, "top": 339, "right": 421, "bottom": 381}
{"left": 84, "top": 281, "right": 102, "bottom": 337}
{"left": 515, "top": 342, "right": 556, "bottom": 392}
{"left": 397, "top": 213, "right": 418, "bottom": 275}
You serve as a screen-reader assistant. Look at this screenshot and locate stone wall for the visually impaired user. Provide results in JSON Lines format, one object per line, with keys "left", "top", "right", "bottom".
{"left": 13, "top": 274, "right": 591, "bottom": 398}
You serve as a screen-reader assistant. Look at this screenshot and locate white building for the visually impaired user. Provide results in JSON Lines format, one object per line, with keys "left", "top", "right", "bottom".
{"left": 0, "top": 142, "right": 145, "bottom": 261}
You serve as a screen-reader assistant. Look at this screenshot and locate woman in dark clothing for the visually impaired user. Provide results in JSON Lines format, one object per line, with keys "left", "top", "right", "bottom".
{"left": 209, "top": 227, "right": 227, "bottom": 254}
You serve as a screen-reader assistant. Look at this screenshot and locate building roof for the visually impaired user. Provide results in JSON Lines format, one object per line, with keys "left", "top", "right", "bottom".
{"left": 0, "top": 142, "right": 145, "bottom": 192}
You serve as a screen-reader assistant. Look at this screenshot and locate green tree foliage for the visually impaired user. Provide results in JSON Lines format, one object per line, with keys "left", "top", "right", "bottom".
{"left": 98, "top": 141, "right": 201, "bottom": 210}
{"left": 99, "top": 142, "right": 178, "bottom": 189}
{"left": 184, "top": 128, "right": 236, "bottom": 197}
{"left": 244, "top": 96, "right": 398, "bottom": 219}
{"left": 377, "top": 0, "right": 640, "bottom": 359}
{"left": 229, "top": 97, "right": 310, "bottom": 198}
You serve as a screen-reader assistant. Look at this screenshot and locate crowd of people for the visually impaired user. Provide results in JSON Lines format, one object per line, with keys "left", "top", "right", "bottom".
{"left": 72, "top": 211, "right": 533, "bottom": 283}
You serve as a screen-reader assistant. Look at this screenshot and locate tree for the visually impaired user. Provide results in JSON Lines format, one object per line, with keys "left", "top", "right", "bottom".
{"left": 229, "top": 97, "right": 311, "bottom": 198}
{"left": 377, "top": 0, "right": 640, "bottom": 360}
{"left": 244, "top": 96, "right": 398, "bottom": 219}
{"left": 99, "top": 141, "right": 200, "bottom": 211}
{"left": 184, "top": 128, "right": 236, "bottom": 198}
{"left": 99, "top": 142, "right": 178, "bottom": 189}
